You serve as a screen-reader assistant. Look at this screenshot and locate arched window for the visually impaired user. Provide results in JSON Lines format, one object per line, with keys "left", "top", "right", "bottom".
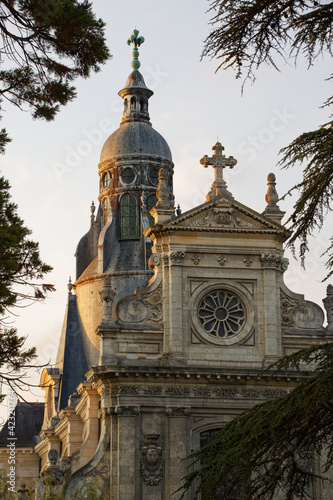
{"left": 149, "top": 167, "right": 159, "bottom": 186}
{"left": 148, "top": 194, "right": 157, "bottom": 226}
{"left": 200, "top": 429, "right": 239, "bottom": 499}
{"left": 102, "top": 171, "right": 111, "bottom": 189}
{"left": 121, "top": 194, "right": 137, "bottom": 238}
{"left": 131, "top": 97, "right": 136, "bottom": 110}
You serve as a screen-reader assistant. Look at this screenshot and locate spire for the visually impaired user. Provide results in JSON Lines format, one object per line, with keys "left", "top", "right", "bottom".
{"left": 119, "top": 29, "right": 153, "bottom": 125}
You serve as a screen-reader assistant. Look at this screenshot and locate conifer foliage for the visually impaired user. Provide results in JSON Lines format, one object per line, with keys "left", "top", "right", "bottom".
{"left": 180, "top": 343, "right": 333, "bottom": 499}
{"left": 0, "top": 0, "right": 110, "bottom": 152}
{"left": 202, "top": 0, "right": 333, "bottom": 277}
{"left": 0, "top": 176, "right": 53, "bottom": 401}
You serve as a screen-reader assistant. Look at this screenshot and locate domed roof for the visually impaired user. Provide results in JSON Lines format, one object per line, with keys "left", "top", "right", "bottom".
{"left": 100, "top": 121, "right": 172, "bottom": 163}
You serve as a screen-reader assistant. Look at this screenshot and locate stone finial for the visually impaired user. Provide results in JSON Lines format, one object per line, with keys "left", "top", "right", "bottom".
{"left": 150, "top": 168, "right": 175, "bottom": 223}
{"left": 323, "top": 284, "right": 333, "bottom": 334}
{"left": 99, "top": 275, "right": 115, "bottom": 323}
{"left": 48, "top": 449, "right": 59, "bottom": 468}
{"left": 90, "top": 200, "right": 95, "bottom": 225}
{"left": 200, "top": 141, "right": 236, "bottom": 201}
{"left": 67, "top": 277, "right": 73, "bottom": 295}
{"left": 262, "top": 173, "right": 285, "bottom": 224}
{"left": 127, "top": 29, "right": 145, "bottom": 70}
{"left": 176, "top": 204, "right": 182, "bottom": 216}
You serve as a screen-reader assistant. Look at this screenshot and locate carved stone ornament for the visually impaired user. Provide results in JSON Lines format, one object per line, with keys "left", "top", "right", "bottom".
{"left": 141, "top": 432, "right": 163, "bottom": 486}
{"left": 165, "top": 406, "right": 191, "bottom": 417}
{"left": 261, "top": 254, "right": 288, "bottom": 272}
{"left": 192, "top": 254, "right": 201, "bottom": 265}
{"left": 188, "top": 206, "right": 255, "bottom": 229}
{"left": 116, "top": 282, "right": 162, "bottom": 325}
{"left": 156, "top": 168, "right": 174, "bottom": 209}
{"left": 109, "top": 405, "right": 140, "bottom": 416}
{"left": 99, "top": 276, "right": 115, "bottom": 321}
{"left": 323, "top": 284, "right": 333, "bottom": 333}
{"left": 280, "top": 290, "right": 298, "bottom": 327}
{"left": 170, "top": 251, "right": 185, "bottom": 264}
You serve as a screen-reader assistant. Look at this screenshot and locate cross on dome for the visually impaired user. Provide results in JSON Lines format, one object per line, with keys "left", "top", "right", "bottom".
{"left": 200, "top": 141, "right": 237, "bottom": 200}
{"left": 127, "top": 29, "right": 145, "bottom": 70}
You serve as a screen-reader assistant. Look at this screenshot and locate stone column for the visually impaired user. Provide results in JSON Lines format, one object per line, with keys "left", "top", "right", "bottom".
{"left": 163, "top": 251, "right": 186, "bottom": 358}
{"left": 165, "top": 407, "right": 191, "bottom": 499}
{"left": 110, "top": 405, "right": 140, "bottom": 500}
{"left": 260, "top": 254, "right": 283, "bottom": 363}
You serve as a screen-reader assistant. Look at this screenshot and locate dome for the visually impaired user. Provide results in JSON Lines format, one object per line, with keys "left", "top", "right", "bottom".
{"left": 100, "top": 121, "right": 172, "bottom": 163}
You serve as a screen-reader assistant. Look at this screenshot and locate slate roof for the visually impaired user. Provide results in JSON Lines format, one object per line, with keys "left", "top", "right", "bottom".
{"left": 56, "top": 293, "right": 89, "bottom": 410}
{"left": 0, "top": 401, "right": 44, "bottom": 447}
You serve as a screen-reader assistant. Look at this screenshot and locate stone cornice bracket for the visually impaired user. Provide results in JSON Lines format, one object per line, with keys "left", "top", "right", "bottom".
{"left": 165, "top": 406, "right": 191, "bottom": 417}
{"left": 99, "top": 275, "right": 115, "bottom": 324}
{"left": 262, "top": 173, "right": 285, "bottom": 224}
{"left": 323, "top": 284, "right": 333, "bottom": 334}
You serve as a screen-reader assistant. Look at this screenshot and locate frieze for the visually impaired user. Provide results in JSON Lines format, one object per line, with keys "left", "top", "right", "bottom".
{"left": 193, "top": 387, "right": 211, "bottom": 397}
{"left": 143, "top": 386, "right": 163, "bottom": 396}
{"left": 106, "top": 385, "right": 287, "bottom": 400}
{"left": 170, "top": 251, "right": 186, "bottom": 264}
{"left": 118, "top": 385, "right": 139, "bottom": 395}
{"left": 243, "top": 257, "right": 253, "bottom": 267}
{"left": 165, "top": 386, "right": 190, "bottom": 397}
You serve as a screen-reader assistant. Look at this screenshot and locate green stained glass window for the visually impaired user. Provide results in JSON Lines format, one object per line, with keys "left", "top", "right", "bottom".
{"left": 148, "top": 194, "right": 157, "bottom": 226}
{"left": 121, "top": 194, "right": 137, "bottom": 237}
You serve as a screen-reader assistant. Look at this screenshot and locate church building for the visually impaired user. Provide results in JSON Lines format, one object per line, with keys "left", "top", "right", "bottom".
{"left": 1, "top": 30, "right": 333, "bottom": 499}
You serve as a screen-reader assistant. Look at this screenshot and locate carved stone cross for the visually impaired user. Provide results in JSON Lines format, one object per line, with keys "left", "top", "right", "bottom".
{"left": 200, "top": 142, "right": 237, "bottom": 200}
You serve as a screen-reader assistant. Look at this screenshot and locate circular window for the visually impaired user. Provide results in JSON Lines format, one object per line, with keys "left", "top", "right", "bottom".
{"left": 198, "top": 290, "right": 245, "bottom": 339}
{"left": 149, "top": 167, "right": 159, "bottom": 186}
{"left": 121, "top": 167, "right": 135, "bottom": 185}
{"left": 191, "top": 282, "right": 254, "bottom": 346}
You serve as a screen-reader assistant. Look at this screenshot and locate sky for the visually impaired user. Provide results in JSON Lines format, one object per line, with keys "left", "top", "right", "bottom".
{"left": 1, "top": 0, "right": 332, "bottom": 414}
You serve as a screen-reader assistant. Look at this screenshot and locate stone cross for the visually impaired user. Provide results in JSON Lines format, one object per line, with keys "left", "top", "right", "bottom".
{"left": 127, "top": 29, "right": 145, "bottom": 70}
{"left": 200, "top": 142, "right": 237, "bottom": 200}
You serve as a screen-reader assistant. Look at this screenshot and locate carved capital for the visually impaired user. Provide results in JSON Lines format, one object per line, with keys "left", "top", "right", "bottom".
{"left": 109, "top": 405, "right": 140, "bottom": 416}
{"left": 165, "top": 406, "right": 191, "bottom": 417}
{"left": 261, "top": 254, "right": 287, "bottom": 271}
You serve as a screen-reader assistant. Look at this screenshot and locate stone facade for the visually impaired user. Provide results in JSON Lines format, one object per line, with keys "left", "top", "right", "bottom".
{"left": 1, "top": 31, "right": 333, "bottom": 499}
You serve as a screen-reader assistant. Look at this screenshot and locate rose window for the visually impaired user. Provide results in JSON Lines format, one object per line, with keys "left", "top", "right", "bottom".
{"left": 198, "top": 290, "right": 245, "bottom": 338}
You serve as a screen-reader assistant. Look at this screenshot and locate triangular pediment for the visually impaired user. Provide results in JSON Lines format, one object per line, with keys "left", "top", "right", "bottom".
{"left": 165, "top": 196, "right": 287, "bottom": 235}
